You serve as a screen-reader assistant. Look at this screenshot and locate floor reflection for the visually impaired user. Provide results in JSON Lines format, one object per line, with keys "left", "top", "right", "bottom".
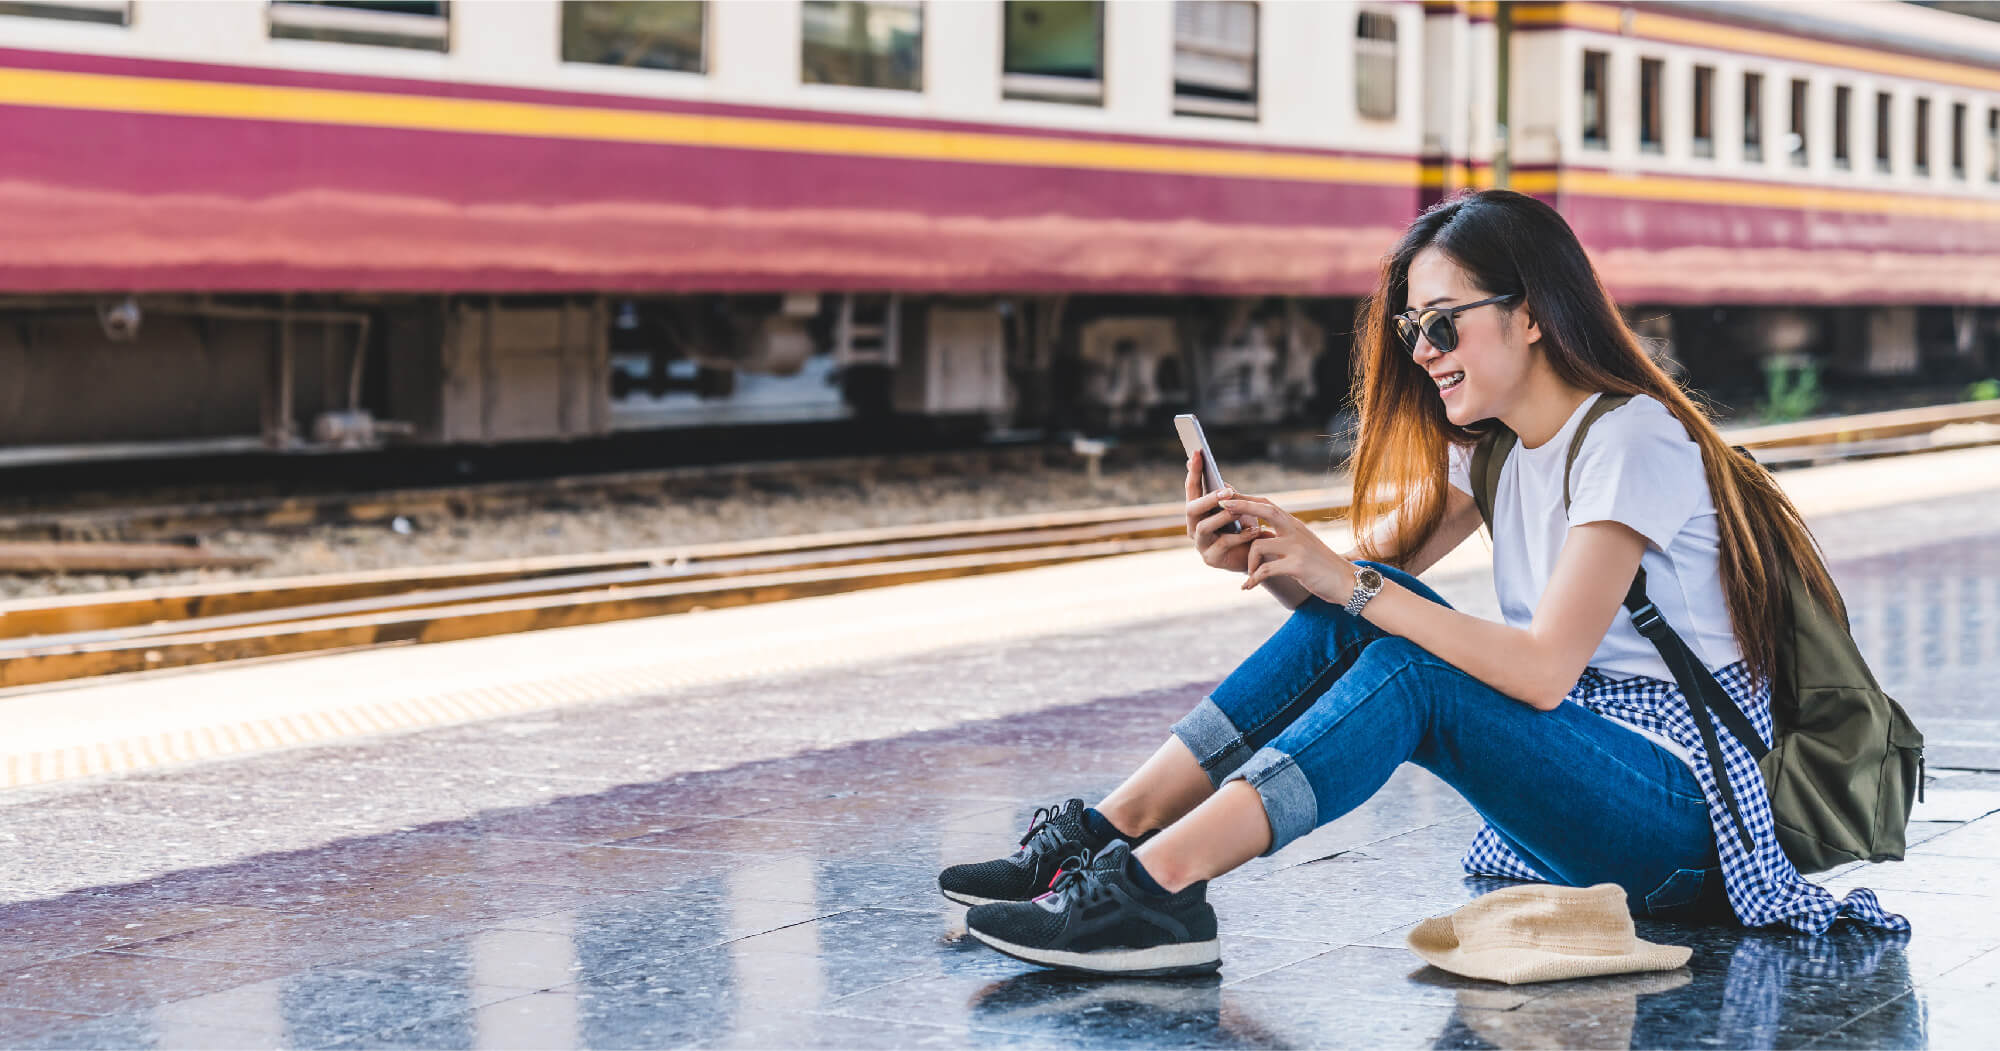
{"left": 478, "top": 915, "right": 576, "bottom": 1049}
{"left": 1438, "top": 970, "right": 1691, "bottom": 1049}
{"left": 1841, "top": 539, "right": 2000, "bottom": 687}
{"left": 723, "top": 858, "right": 821, "bottom": 1048}
{"left": 1425, "top": 926, "right": 1919, "bottom": 1050}
{"left": 966, "top": 972, "right": 1288, "bottom": 1049}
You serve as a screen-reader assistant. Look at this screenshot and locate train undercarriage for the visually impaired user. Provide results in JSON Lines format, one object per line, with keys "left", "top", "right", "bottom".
{"left": 0, "top": 292, "right": 1995, "bottom": 465}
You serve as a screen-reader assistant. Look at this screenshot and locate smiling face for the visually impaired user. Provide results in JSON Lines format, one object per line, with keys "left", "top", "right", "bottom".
{"left": 1403, "top": 246, "right": 1542, "bottom": 428}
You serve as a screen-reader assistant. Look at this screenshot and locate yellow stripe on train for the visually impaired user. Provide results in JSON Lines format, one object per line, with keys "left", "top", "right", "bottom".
{"left": 0, "top": 66, "right": 1418, "bottom": 188}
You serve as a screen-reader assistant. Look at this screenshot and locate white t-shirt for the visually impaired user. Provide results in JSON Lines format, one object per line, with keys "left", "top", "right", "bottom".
{"left": 1446, "top": 391, "right": 1743, "bottom": 687}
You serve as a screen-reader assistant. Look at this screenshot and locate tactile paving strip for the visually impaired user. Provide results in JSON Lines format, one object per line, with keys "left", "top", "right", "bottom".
{"left": 0, "top": 540, "right": 1304, "bottom": 789}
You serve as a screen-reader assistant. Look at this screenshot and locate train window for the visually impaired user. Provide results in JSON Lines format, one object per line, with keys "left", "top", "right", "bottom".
{"left": 1833, "top": 85, "right": 1851, "bottom": 170}
{"left": 1988, "top": 108, "right": 1999, "bottom": 183}
{"left": 1638, "top": 58, "right": 1663, "bottom": 153}
{"left": 1691, "top": 65, "right": 1714, "bottom": 158}
{"left": 1002, "top": 1, "right": 1103, "bottom": 106}
{"left": 1915, "top": 96, "right": 1931, "bottom": 175}
{"left": 1742, "top": 72, "right": 1763, "bottom": 162}
{"left": 562, "top": 2, "right": 705, "bottom": 74}
{"left": 1876, "top": 91, "right": 1892, "bottom": 173}
{"left": 1788, "top": 78, "right": 1808, "bottom": 167}
{"left": 1581, "top": 50, "right": 1607, "bottom": 149}
{"left": 1354, "top": 10, "right": 1397, "bottom": 121}
{"left": 1951, "top": 101, "right": 1967, "bottom": 179}
{"left": 802, "top": 1, "right": 923, "bottom": 92}
{"left": 0, "top": 1, "right": 127, "bottom": 25}
{"left": 1176, "top": 1, "right": 1259, "bottom": 121}
{"left": 268, "top": 1, "right": 449, "bottom": 51}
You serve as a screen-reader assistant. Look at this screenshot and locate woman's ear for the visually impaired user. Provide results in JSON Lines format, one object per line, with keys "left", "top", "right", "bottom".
{"left": 1520, "top": 306, "right": 1542, "bottom": 347}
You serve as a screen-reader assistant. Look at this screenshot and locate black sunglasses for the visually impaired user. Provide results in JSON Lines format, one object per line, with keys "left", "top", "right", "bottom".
{"left": 1392, "top": 293, "right": 1519, "bottom": 354}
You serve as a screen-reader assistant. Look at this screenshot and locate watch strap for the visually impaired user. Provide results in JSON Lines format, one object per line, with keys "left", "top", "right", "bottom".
{"left": 1343, "top": 569, "right": 1383, "bottom": 617}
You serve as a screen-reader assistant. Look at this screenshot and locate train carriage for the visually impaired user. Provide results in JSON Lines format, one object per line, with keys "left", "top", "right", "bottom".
{"left": 0, "top": 0, "right": 1994, "bottom": 462}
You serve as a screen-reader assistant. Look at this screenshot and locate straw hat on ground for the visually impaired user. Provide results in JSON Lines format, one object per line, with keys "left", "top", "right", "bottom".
{"left": 1407, "top": 882, "right": 1693, "bottom": 985}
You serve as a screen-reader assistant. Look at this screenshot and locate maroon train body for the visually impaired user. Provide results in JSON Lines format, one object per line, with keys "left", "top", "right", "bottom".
{"left": 0, "top": 0, "right": 1995, "bottom": 456}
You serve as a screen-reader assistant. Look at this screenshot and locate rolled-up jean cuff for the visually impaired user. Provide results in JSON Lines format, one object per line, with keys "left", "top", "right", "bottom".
{"left": 1222, "top": 747, "right": 1318, "bottom": 857}
{"left": 1170, "top": 697, "right": 1254, "bottom": 788}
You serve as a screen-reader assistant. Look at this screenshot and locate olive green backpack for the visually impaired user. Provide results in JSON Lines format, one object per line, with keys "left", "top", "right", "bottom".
{"left": 1470, "top": 394, "right": 1924, "bottom": 873}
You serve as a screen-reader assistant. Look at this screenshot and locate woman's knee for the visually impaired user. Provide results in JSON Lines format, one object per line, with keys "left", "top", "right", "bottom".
{"left": 1347, "top": 635, "right": 1430, "bottom": 682}
{"left": 1339, "top": 637, "right": 1470, "bottom": 723}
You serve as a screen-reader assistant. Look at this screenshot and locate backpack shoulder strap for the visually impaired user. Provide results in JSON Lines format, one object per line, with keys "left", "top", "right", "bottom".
{"left": 1469, "top": 428, "right": 1515, "bottom": 532}
{"left": 1569, "top": 393, "right": 1768, "bottom": 851}
{"left": 1560, "top": 393, "right": 1636, "bottom": 513}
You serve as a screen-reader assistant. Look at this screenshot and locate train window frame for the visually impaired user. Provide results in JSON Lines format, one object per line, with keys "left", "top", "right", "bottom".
{"left": 1951, "top": 101, "right": 1967, "bottom": 180}
{"left": 1175, "top": 1, "right": 1260, "bottom": 122}
{"left": 1787, "top": 77, "right": 1808, "bottom": 168}
{"left": 1001, "top": 0, "right": 1104, "bottom": 107}
{"left": 1833, "top": 84, "right": 1851, "bottom": 171}
{"left": 1915, "top": 95, "right": 1931, "bottom": 176}
{"left": 1742, "top": 71, "right": 1764, "bottom": 164}
{"left": 0, "top": 0, "right": 128, "bottom": 25}
{"left": 267, "top": 1, "right": 450, "bottom": 52}
{"left": 1581, "top": 49, "right": 1608, "bottom": 151}
{"left": 1638, "top": 57, "right": 1664, "bottom": 154}
{"left": 560, "top": 1, "right": 707, "bottom": 75}
{"left": 1876, "top": 90, "right": 1893, "bottom": 174}
{"left": 1353, "top": 8, "right": 1397, "bottom": 123}
{"left": 1987, "top": 107, "right": 1999, "bottom": 184}
{"left": 1691, "top": 64, "right": 1714, "bottom": 159}
{"left": 801, "top": 0, "right": 925, "bottom": 94}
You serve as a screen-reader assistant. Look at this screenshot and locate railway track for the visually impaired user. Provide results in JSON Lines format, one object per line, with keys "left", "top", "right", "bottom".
{"left": 0, "top": 399, "right": 1996, "bottom": 690}
{"left": 0, "top": 492, "right": 1349, "bottom": 688}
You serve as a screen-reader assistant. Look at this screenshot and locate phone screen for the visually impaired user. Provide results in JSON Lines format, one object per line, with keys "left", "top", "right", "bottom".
{"left": 1174, "top": 414, "right": 1241, "bottom": 534}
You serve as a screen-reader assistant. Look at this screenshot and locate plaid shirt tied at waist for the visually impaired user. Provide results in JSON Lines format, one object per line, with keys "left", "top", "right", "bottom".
{"left": 1461, "top": 661, "right": 1909, "bottom": 935}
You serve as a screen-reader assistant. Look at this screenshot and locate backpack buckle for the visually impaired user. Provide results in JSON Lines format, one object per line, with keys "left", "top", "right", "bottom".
{"left": 1630, "top": 603, "right": 1664, "bottom": 634}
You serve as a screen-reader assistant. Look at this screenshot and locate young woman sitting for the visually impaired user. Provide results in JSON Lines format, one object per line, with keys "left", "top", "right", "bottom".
{"left": 937, "top": 189, "right": 1903, "bottom": 977}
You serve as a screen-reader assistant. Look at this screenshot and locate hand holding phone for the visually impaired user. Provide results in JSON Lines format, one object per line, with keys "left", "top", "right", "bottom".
{"left": 1174, "top": 414, "right": 1242, "bottom": 535}
{"left": 1175, "top": 414, "right": 1315, "bottom": 609}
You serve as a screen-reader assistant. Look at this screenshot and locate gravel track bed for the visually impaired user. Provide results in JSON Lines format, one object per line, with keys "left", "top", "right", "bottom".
{"left": 0, "top": 460, "right": 1345, "bottom": 600}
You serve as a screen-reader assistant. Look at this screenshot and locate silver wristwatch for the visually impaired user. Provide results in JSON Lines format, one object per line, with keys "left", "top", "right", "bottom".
{"left": 1343, "top": 566, "right": 1385, "bottom": 617}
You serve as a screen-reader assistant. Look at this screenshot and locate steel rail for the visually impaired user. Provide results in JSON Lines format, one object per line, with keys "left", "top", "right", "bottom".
{"left": 0, "top": 490, "right": 1347, "bottom": 639}
{"left": 0, "top": 495, "right": 1347, "bottom": 653}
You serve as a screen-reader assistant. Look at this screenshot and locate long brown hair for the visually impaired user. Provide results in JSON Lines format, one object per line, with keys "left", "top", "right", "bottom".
{"left": 1348, "top": 189, "right": 1841, "bottom": 686}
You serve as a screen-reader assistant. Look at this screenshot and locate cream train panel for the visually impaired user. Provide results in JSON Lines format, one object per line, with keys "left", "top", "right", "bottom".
{"left": 1512, "top": 5, "right": 2000, "bottom": 199}
{"left": 0, "top": 0, "right": 1426, "bottom": 157}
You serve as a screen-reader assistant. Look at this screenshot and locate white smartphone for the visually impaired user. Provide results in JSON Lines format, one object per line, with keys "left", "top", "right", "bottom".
{"left": 1173, "top": 413, "right": 1242, "bottom": 535}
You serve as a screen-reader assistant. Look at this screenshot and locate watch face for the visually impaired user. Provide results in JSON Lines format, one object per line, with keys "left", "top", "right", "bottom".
{"left": 1358, "top": 568, "right": 1384, "bottom": 589}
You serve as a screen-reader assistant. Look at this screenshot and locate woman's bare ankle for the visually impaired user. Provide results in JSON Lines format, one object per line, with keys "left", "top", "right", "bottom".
{"left": 1092, "top": 737, "right": 1216, "bottom": 842}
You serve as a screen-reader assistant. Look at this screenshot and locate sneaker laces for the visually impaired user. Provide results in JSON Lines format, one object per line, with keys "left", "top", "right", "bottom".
{"left": 1016, "top": 802, "right": 1073, "bottom": 855}
{"left": 1045, "top": 847, "right": 1111, "bottom": 904}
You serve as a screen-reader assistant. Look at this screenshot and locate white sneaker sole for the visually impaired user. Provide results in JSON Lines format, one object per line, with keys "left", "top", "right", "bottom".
{"left": 941, "top": 889, "right": 1007, "bottom": 906}
{"left": 969, "top": 927, "right": 1221, "bottom": 976}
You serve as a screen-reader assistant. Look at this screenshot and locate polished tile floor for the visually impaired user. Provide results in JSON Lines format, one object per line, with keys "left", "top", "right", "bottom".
{"left": 1, "top": 488, "right": 1998, "bottom": 1049}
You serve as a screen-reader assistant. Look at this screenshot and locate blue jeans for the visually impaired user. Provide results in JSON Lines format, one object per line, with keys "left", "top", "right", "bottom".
{"left": 1170, "top": 562, "right": 1724, "bottom": 919}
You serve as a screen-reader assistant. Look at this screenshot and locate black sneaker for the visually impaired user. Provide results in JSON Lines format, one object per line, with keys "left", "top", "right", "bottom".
{"left": 940, "top": 799, "right": 1151, "bottom": 907}
{"left": 964, "top": 840, "right": 1220, "bottom": 977}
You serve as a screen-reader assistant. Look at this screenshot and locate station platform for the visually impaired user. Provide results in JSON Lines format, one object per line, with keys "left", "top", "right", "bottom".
{"left": 0, "top": 447, "right": 1997, "bottom": 1049}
